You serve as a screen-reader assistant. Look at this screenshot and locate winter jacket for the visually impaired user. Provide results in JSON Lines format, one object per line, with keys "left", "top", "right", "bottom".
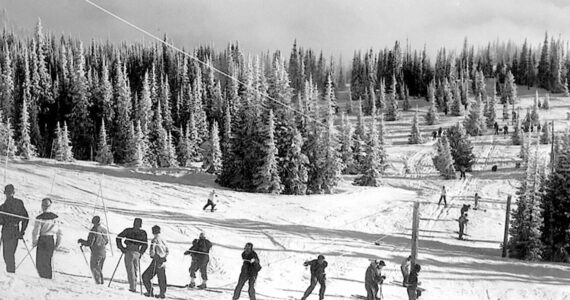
{"left": 189, "top": 238, "right": 212, "bottom": 259}
{"left": 116, "top": 227, "right": 148, "bottom": 254}
{"left": 441, "top": 188, "right": 446, "bottom": 196}
{"left": 304, "top": 259, "right": 327, "bottom": 278}
{"left": 80, "top": 224, "right": 108, "bottom": 255}
{"left": 31, "top": 211, "right": 62, "bottom": 248}
{"left": 0, "top": 197, "right": 29, "bottom": 239}
{"left": 365, "top": 264, "right": 383, "bottom": 286}
{"left": 459, "top": 215, "right": 468, "bottom": 225}
{"left": 241, "top": 250, "right": 261, "bottom": 276}
{"left": 150, "top": 234, "right": 169, "bottom": 268}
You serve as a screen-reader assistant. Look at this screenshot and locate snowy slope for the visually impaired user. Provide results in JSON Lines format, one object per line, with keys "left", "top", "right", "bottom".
{"left": 1, "top": 88, "right": 570, "bottom": 300}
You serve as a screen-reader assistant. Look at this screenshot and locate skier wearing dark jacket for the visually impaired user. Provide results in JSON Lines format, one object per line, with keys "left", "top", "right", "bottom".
{"left": 233, "top": 242, "right": 261, "bottom": 300}
{"left": 365, "top": 260, "right": 386, "bottom": 300}
{"left": 407, "top": 264, "right": 421, "bottom": 300}
{"left": 116, "top": 218, "right": 148, "bottom": 293}
{"left": 184, "top": 232, "right": 212, "bottom": 289}
{"left": 78, "top": 216, "right": 108, "bottom": 284}
{"left": 301, "top": 254, "right": 328, "bottom": 300}
{"left": 0, "top": 184, "right": 29, "bottom": 273}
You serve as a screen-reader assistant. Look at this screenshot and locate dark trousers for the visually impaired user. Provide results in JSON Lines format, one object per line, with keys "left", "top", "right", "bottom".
{"left": 143, "top": 259, "right": 167, "bottom": 296}
{"left": 189, "top": 256, "right": 209, "bottom": 280}
{"left": 459, "top": 223, "right": 465, "bottom": 239}
{"left": 203, "top": 200, "right": 216, "bottom": 212}
{"left": 401, "top": 270, "right": 409, "bottom": 286}
{"left": 232, "top": 272, "right": 257, "bottom": 300}
{"left": 36, "top": 235, "right": 55, "bottom": 279}
{"left": 460, "top": 171, "right": 466, "bottom": 179}
{"left": 438, "top": 195, "right": 447, "bottom": 206}
{"left": 365, "top": 283, "right": 379, "bottom": 300}
{"left": 301, "top": 275, "right": 326, "bottom": 300}
{"left": 90, "top": 252, "right": 106, "bottom": 284}
{"left": 407, "top": 287, "right": 418, "bottom": 300}
{"left": 2, "top": 237, "right": 18, "bottom": 273}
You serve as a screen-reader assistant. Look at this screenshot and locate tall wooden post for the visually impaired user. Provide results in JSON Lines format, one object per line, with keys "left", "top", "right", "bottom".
{"left": 551, "top": 121, "right": 555, "bottom": 173}
{"left": 411, "top": 201, "right": 420, "bottom": 266}
{"left": 502, "top": 195, "right": 512, "bottom": 257}
{"left": 99, "top": 174, "right": 114, "bottom": 256}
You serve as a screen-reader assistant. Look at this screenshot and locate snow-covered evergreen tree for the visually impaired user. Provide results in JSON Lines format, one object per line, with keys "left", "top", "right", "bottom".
{"left": 432, "top": 135, "right": 456, "bottom": 179}
{"left": 354, "top": 115, "right": 381, "bottom": 186}
{"left": 530, "top": 91, "right": 540, "bottom": 126}
{"left": 61, "top": 121, "right": 74, "bottom": 162}
{"left": 512, "top": 112, "right": 524, "bottom": 145}
{"left": 402, "top": 85, "right": 410, "bottom": 111}
{"left": 133, "top": 120, "right": 150, "bottom": 167}
{"left": 540, "top": 122, "right": 551, "bottom": 144}
{"left": 385, "top": 91, "right": 399, "bottom": 121}
{"left": 563, "top": 78, "right": 570, "bottom": 97}
{"left": 485, "top": 95, "right": 497, "bottom": 128}
{"left": 253, "top": 110, "right": 283, "bottom": 194}
{"left": 204, "top": 121, "right": 221, "bottom": 174}
{"left": 408, "top": 110, "right": 424, "bottom": 144}
{"left": 0, "top": 117, "right": 16, "bottom": 159}
{"left": 339, "top": 112, "right": 355, "bottom": 174}
{"left": 464, "top": 94, "right": 485, "bottom": 136}
{"left": 450, "top": 84, "right": 464, "bottom": 116}
{"left": 503, "top": 70, "right": 517, "bottom": 104}
{"left": 509, "top": 144, "right": 543, "bottom": 261}
{"left": 164, "top": 131, "right": 179, "bottom": 168}
{"left": 280, "top": 126, "right": 308, "bottom": 195}
{"left": 54, "top": 122, "right": 63, "bottom": 161}
{"left": 541, "top": 94, "right": 550, "bottom": 110}
{"left": 447, "top": 122, "right": 476, "bottom": 171}
{"left": 425, "top": 92, "right": 439, "bottom": 125}
{"left": 18, "top": 94, "right": 36, "bottom": 160}
{"left": 352, "top": 98, "right": 366, "bottom": 171}
{"left": 319, "top": 82, "right": 342, "bottom": 193}
{"left": 95, "top": 119, "right": 113, "bottom": 164}
{"left": 346, "top": 88, "right": 353, "bottom": 114}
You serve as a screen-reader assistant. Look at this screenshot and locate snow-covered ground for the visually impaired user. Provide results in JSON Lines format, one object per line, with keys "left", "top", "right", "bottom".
{"left": 2, "top": 87, "right": 570, "bottom": 300}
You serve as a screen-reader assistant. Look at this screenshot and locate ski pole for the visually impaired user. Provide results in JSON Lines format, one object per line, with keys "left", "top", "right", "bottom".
{"left": 15, "top": 245, "right": 36, "bottom": 270}
{"left": 138, "top": 256, "right": 143, "bottom": 295}
{"left": 22, "top": 240, "right": 39, "bottom": 276}
{"left": 80, "top": 246, "right": 96, "bottom": 283}
{"left": 108, "top": 252, "right": 124, "bottom": 288}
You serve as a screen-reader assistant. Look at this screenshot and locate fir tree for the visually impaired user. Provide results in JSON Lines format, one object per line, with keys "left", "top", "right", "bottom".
{"left": 485, "top": 94, "right": 497, "bottom": 128}
{"left": 503, "top": 71, "right": 517, "bottom": 105}
{"left": 320, "top": 81, "right": 342, "bottom": 193}
{"left": 538, "top": 33, "right": 550, "bottom": 90}
{"left": 402, "top": 85, "right": 410, "bottom": 111}
{"left": 165, "top": 131, "right": 179, "bottom": 168}
{"left": 385, "top": 92, "right": 399, "bottom": 121}
{"left": 54, "top": 122, "right": 64, "bottom": 162}
{"left": 512, "top": 112, "right": 524, "bottom": 145}
{"left": 0, "top": 44, "right": 14, "bottom": 121}
{"left": 408, "top": 110, "right": 424, "bottom": 144}
{"left": 0, "top": 116, "right": 16, "bottom": 159}
{"left": 354, "top": 115, "right": 381, "bottom": 186}
{"left": 352, "top": 98, "right": 366, "bottom": 171}
{"left": 530, "top": 91, "right": 540, "bottom": 125}
{"left": 540, "top": 122, "right": 551, "bottom": 144}
{"left": 253, "top": 110, "right": 283, "bottom": 194}
{"left": 280, "top": 126, "right": 308, "bottom": 195}
{"left": 340, "top": 113, "right": 356, "bottom": 174}
{"left": 205, "top": 121, "right": 222, "bottom": 174}
{"left": 509, "top": 144, "right": 543, "bottom": 261}
{"left": 464, "top": 94, "right": 485, "bottom": 136}
{"left": 542, "top": 94, "right": 550, "bottom": 110}
{"left": 139, "top": 72, "right": 153, "bottom": 134}
{"left": 18, "top": 94, "right": 35, "bottom": 160}
{"left": 346, "top": 88, "right": 353, "bottom": 114}
{"left": 432, "top": 135, "right": 456, "bottom": 179}
{"left": 61, "top": 121, "right": 74, "bottom": 162}
{"left": 112, "top": 61, "right": 132, "bottom": 163}
{"left": 133, "top": 120, "right": 150, "bottom": 167}
{"left": 95, "top": 119, "right": 113, "bottom": 164}
{"left": 450, "top": 84, "right": 464, "bottom": 116}
{"left": 425, "top": 92, "right": 439, "bottom": 125}
{"left": 447, "top": 122, "right": 476, "bottom": 171}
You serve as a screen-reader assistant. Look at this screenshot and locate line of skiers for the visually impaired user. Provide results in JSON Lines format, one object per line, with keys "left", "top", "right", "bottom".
{"left": 0, "top": 183, "right": 424, "bottom": 299}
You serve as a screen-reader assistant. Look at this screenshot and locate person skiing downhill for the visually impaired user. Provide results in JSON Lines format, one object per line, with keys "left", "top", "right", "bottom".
{"left": 233, "top": 242, "right": 261, "bottom": 300}
{"left": 78, "top": 216, "right": 108, "bottom": 284}
{"left": 142, "top": 225, "right": 169, "bottom": 298}
{"left": 0, "top": 184, "right": 29, "bottom": 273}
{"left": 116, "top": 218, "right": 148, "bottom": 293}
{"left": 438, "top": 186, "right": 447, "bottom": 207}
{"left": 31, "top": 198, "right": 63, "bottom": 279}
{"left": 184, "top": 232, "right": 212, "bottom": 289}
{"left": 400, "top": 255, "right": 412, "bottom": 286}
{"left": 203, "top": 190, "right": 217, "bottom": 212}
{"left": 365, "top": 259, "right": 386, "bottom": 300}
{"left": 301, "top": 254, "right": 328, "bottom": 300}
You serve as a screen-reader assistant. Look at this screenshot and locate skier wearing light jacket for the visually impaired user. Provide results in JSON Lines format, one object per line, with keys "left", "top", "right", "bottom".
{"left": 31, "top": 197, "right": 62, "bottom": 279}
{"left": 142, "top": 225, "right": 169, "bottom": 298}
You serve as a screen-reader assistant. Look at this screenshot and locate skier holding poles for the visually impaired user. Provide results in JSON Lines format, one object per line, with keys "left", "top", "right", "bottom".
{"left": 78, "top": 216, "right": 108, "bottom": 284}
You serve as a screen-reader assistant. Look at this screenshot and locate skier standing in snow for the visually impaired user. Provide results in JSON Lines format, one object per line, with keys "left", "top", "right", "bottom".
{"left": 78, "top": 215, "right": 108, "bottom": 284}
{"left": 116, "top": 218, "right": 148, "bottom": 293}
{"left": 503, "top": 125, "right": 508, "bottom": 135}
{"left": 437, "top": 186, "right": 447, "bottom": 207}
{"left": 0, "top": 184, "right": 28, "bottom": 273}
{"left": 365, "top": 259, "right": 385, "bottom": 300}
{"left": 301, "top": 254, "right": 328, "bottom": 300}
{"left": 494, "top": 122, "right": 499, "bottom": 135}
{"left": 202, "top": 190, "right": 217, "bottom": 212}
{"left": 473, "top": 193, "right": 480, "bottom": 210}
{"left": 460, "top": 204, "right": 470, "bottom": 217}
{"left": 406, "top": 264, "right": 421, "bottom": 300}
{"left": 459, "top": 166, "right": 466, "bottom": 180}
{"left": 31, "top": 198, "right": 62, "bottom": 279}
{"left": 458, "top": 213, "right": 469, "bottom": 240}
{"left": 142, "top": 225, "right": 169, "bottom": 298}
{"left": 232, "top": 242, "right": 261, "bottom": 300}
{"left": 400, "top": 255, "right": 412, "bottom": 286}
{"left": 184, "top": 232, "right": 212, "bottom": 289}
{"left": 437, "top": 127, "right": 442, "bottom": 137}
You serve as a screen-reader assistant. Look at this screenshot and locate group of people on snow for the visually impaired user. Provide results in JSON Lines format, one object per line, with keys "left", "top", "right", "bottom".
{"left": 437, "top": 185, "right": 481, "bottom": 240}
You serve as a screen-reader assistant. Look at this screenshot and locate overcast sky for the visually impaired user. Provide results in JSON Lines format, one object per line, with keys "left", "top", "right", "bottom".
{"left": 2, "top": 0, "right": 570, "bottom": 59}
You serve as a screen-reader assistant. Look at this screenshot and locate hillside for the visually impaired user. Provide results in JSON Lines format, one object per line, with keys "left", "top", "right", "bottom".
{"left": 1, "top": 88, "right": 569, "bottom": 300}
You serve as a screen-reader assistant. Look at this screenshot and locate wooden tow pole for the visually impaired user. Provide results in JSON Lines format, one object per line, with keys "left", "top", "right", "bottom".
{"left": 502, "top": 195, "right": 512, "bottom": 257}
{"left": 411, "top": 201, "right": 420, "bottom": 266}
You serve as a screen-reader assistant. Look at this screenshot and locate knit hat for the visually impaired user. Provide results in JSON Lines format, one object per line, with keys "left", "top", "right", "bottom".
{"left": 152, "top": 225, "right": 160, "bottom": 234}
